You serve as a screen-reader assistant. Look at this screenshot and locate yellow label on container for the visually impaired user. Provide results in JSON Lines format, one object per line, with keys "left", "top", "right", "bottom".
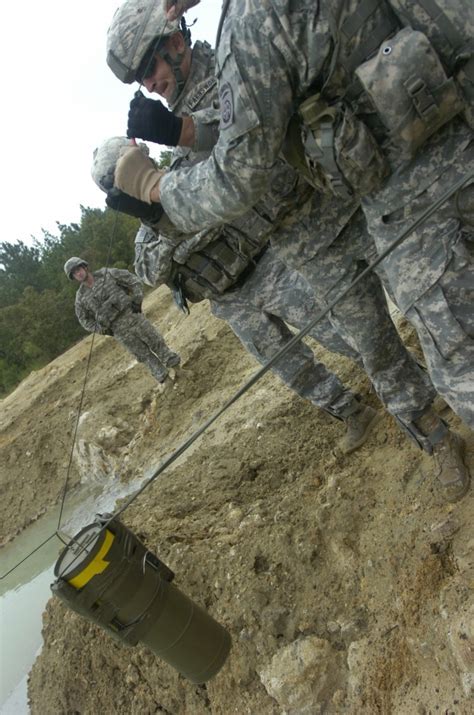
{"left": 68, "top": 529, "right": 114, "bottom": 589}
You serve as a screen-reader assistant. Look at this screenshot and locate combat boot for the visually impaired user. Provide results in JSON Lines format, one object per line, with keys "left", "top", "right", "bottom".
{"left": 432, "top": 431, "right": 470, "bottom": 503}
{"left": 413, "top": 410, "right": 470, "bottom": 502}
{"left": 339, "top": 404, "right": 382, "bottom": 454}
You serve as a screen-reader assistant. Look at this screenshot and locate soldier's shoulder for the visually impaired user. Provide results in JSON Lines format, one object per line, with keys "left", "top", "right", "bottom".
{"left": 182, "top": 41, "right": 217, "bottom": 111}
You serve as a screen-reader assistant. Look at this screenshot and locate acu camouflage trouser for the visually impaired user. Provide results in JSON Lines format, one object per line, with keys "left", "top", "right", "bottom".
{"left": 112, "top": 311, "right": 179, "bottom": 383}
{"left": 271, "top": 209, "right": 437, "bottom": 423}
{"left": 210, "top": 249, "right": 362, "bottom": 418}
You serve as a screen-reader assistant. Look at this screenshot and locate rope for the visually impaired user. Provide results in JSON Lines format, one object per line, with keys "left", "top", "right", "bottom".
{"left": 56, "top": 210, "right": 121, "bottom": 530}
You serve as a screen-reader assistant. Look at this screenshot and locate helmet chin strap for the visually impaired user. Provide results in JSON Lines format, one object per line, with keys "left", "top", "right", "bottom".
{"left": 160, "top": 49, "right": 186, "bottom": 104}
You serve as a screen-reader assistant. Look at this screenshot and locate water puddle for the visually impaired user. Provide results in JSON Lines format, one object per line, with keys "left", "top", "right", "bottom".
{"left": 0, "top": 473, "right": 152, "bottom": 713}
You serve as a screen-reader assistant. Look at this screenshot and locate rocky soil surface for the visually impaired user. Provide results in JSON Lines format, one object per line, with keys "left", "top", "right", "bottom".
{"left": 1, "top": 285, "right": 473, "bottom": 713}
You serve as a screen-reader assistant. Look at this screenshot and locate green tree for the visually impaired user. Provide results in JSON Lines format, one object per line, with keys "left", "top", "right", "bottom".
{"left": 0, "top": 241, "right": 43, "bottom": 307}
{"left": 0, "top": 205, "right": 140, "bottom": 395}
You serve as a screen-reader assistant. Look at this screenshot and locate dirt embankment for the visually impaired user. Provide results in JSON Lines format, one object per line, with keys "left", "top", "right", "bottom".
{"left": 2, "top": 285, "right": 472, "bottom": 713}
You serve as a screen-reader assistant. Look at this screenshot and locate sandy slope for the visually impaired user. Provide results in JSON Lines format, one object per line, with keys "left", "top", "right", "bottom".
{"left": 2, "top": 285, "right": 472, "bottom": 713}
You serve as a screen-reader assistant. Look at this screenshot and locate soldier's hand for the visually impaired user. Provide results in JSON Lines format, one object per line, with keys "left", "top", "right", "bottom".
{"left": 114, "top": 146, "right": 164, "bottom": 203}
{"left": 132, "top": 302, "right": 142, "bottom": 313}
{"left": 106, "top": 188, "right": 164, "bottom": 223}
{"left": 127, "top": 91, "right": 183, "bottom": 147}
{"left": 167, "top": 0, "right": 200, "bottom": 21}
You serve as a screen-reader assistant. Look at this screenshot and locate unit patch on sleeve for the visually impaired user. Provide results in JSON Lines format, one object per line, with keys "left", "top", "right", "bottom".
{"left": 219, "top": 82, "right": 234, "bottom": 129}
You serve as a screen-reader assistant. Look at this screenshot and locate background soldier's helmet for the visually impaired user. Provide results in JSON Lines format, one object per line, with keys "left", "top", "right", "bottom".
{"left": 106, "top": 0, "right": 180, "bottom": 84}
{"left": 91, "top": 136, "right": 150, "bottom": 193}
{"left": 64, "top": 257, "right": 88, "bottom": 281}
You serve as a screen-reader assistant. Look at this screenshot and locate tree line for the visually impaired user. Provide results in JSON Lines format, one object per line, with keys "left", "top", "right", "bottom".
{"left": 0, "top": 207, "right": 140, "bottom": 395}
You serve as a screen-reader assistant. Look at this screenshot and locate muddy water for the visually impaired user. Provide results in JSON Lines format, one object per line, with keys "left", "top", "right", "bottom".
{"left": 0, "top": 475, "right": 151, "bottom": 713}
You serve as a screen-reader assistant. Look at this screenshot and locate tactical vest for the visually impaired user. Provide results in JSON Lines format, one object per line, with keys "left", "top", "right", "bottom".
{"left": 298, "top": 0, "right": 473, "bottom": 199}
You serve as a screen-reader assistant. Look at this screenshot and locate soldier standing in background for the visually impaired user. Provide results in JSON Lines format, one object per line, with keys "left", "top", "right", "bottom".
{"left": 64, "top": 256, "right": 180, "bottom": 383}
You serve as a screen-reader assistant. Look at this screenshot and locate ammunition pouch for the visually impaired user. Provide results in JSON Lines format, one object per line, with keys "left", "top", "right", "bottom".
{"left": 294, "top": 0, "right": 472, "bottom": 198}
{"left": 299, "top": 94, "right": 390, "bottom": 199}
{"left": 389, "top": 0, "right": 474, "bottom": 129}
{"left": 354, "top": 27, "right": 465, "bottom": 160}
{"left": 171, "top": 225, "right": 269, "bottom": 303}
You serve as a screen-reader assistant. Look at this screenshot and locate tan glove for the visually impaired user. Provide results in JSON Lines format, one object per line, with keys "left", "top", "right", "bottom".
{"left": 114, "top": 147, "right": 163, "bottom": 204}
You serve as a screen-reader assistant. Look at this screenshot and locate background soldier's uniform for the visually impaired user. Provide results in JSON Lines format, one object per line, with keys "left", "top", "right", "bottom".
{"left": 75, "top": 267, "right": 179, "bottom": 383}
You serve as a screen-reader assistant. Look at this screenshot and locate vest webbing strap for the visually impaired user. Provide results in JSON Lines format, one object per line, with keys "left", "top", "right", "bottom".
{"left": 340, "top": 14, "right": 397, "bottom": 74}
{"left": 417, "top": 0, "right": 465, "bottom": 52}
{"left": 341, "top": 0, "right": 382, "bottom": 37}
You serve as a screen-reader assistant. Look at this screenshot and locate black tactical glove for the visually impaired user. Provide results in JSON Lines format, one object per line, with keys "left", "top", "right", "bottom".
{"left": 132, "top": 302, "right": 142, "bottom": 313}
{"left": 106, "top": 188, "right": 164, "bottom": 223}
{"left": 127, "top": 91, "right": 183, "bottom": 146}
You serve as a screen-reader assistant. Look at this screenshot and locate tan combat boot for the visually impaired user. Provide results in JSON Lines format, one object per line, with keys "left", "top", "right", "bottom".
{"left": 339, "top": 404, "right": 382, "bottom": 454}
{"left": 416, "top": 410, "right": 470, "bottom": 502}
{"left": 432, "top": 430, "right": 470, "bottom": 503}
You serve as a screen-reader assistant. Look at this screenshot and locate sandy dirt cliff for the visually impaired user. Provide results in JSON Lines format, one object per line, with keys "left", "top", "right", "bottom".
{"left": 1, "top": 285, "right": 472, "bottom": 713}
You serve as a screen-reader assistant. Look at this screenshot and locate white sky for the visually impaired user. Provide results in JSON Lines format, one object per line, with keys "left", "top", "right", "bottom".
{"left": 1, "top": 1, "right": 221, "bottom": 246}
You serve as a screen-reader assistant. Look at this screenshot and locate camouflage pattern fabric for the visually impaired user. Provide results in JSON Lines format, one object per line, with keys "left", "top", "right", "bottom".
{"left": 362, "top": 126, "right": 474, "bottom": 426}
{"left": 158, "top": 0, "right": 334, "bottom": 233}
{"left": 111, "top": 311, "right": 178, "bottom": 383}
{"left": 272, "top": 209, "right": 437, "bottom": 423}
{"left": 146, "top": 42, "right": 365, "bottom": 417}
{"left": 157, "top": 4, "right": 473, "bottom": 427}
{"left": 135, "top": 224, "right": 362, "bottom": 418}
{"left": 209, "top": 249, "right": 361, "bottom": 418}
{"left": 75, "top": 268, "right": 178, "bottom": 383}
{"left": 166, "top": 41, "right": 437, "bottom": 425}
{"left": 159, "top": 0, "right": 472, "bottom": 234}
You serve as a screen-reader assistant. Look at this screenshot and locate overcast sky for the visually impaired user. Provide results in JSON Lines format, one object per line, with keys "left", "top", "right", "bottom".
{"left": 1, "top": 1, "right": 221, "bottom": 247}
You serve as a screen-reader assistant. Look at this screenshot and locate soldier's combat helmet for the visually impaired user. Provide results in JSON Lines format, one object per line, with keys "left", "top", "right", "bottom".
{"left": 64, "top": 257, "right": 88, "bottom": 281}
{"left": 106, "top": 0, "right": 191, "bottom": 102}
{"left": 91, "top": 136, "right": 149, "bottom": 193}
{"left": 106, "top": 0, "right": 181, "bottom": 84}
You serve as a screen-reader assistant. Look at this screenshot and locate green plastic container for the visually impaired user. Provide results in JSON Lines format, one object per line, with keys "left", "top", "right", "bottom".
{"left": 52, "top": 516, "right": 231, "bottom": 683}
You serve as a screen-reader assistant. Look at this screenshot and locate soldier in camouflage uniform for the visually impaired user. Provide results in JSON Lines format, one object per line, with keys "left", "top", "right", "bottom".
{"left": 104, "top": 0, "right": 472, "bottom": 501}
{"left": 93, "top": 138, "right": 381, "bottom": 454}
{"left": 64, "top": 257, "right": 180, "bottom": 383}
